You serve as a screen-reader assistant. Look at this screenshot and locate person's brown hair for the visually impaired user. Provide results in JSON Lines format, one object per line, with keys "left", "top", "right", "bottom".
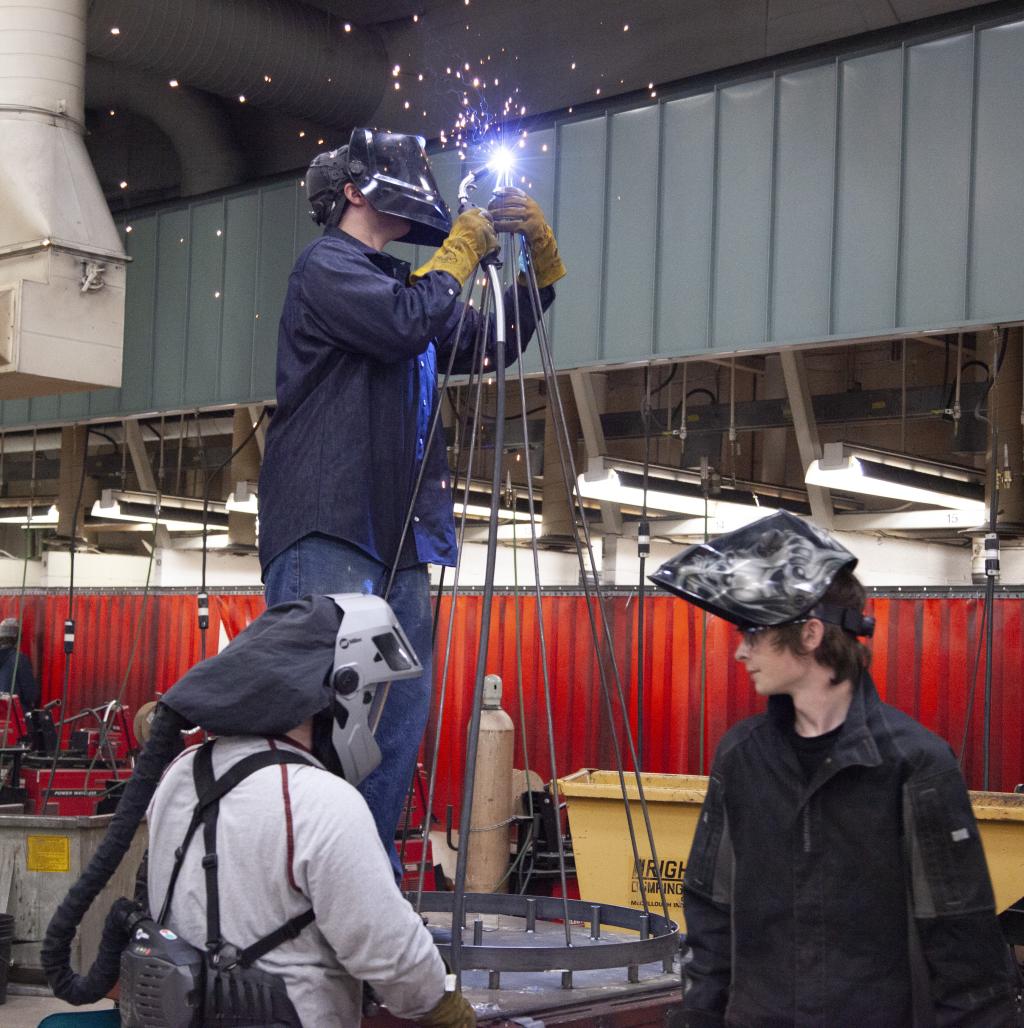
{"left": 771, "top": 568, "right": 871, "bottom": 685}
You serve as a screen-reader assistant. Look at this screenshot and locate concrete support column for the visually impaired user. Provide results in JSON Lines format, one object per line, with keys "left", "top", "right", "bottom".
{"left": 57, "top": 425, "right": 91, "bottom": 541}
{"left": 540, "top": 376, "right": 580, "bottom": 549}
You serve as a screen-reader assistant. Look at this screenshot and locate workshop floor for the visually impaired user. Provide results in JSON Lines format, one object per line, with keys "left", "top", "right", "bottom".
{"left": 2, "top": 985, "right": 116, "bottom": 1026}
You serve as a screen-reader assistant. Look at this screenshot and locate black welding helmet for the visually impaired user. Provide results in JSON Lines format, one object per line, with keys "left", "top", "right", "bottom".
{"left": 649, "top": 510, "right": 872, "bottom": 635}
{"left": 347, "top": 128, "right": 451, "bottom": 245}
{"left": 307, "top": 128, "right": 451, "bottom": 245}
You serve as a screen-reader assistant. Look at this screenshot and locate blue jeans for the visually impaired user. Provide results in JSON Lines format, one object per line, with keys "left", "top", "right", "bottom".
{"left": 264, "top": 534, "right": 433, "bottom": 879}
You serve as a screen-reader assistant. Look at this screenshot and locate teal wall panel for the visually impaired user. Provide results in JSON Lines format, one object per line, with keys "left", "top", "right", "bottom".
{"left": 517, "top": 125, "right": 557, "bottom": 377}
{"left": 832, "top": 48, "right": 903, "bottom": 336}
{"left": 552, "top": 116, "right": 607, "bottom": 367}
{"left": 656, "top": 93, "right": 715, "bottom": 355}
{"left": 899, "top": 33, "right": 974, "bottom": 326}
{"left": 4, "top": 11, "right": 1024, "bottom": 430}
{"left": 184, "top": 200, "right": 227, "bottom": 407}
{"left": 114, "top": 218, "right": 156, "bottom": 413}
{"left": 151, "top": 209, "right": 191, "bottom": 411}
{"left": 969, "top": 19, "right": 1024, "bottom": 321}
{"left": 220, "top": 193, "right": 261, "bottom": 400}
{"left": 771, "top": 64, "right": 836, "bottom": 342}
{"left": 712, "top": 78, "right": 775, "bottom": 350}
{"left": 603, "top": 107, "right": 660, "bottom": 363}
{"left": 252, "top": 183, "right": 299, "bottom": 403}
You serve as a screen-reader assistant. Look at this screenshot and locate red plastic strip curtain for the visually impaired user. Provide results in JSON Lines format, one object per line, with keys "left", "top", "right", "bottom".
{"left": 0, "top": 592, "right": 1018, "bottom": 812}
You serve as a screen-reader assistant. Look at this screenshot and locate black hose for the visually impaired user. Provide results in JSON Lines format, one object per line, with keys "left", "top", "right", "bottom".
{"left": 41, "top": 704, "right": 190, "bottom": 1003}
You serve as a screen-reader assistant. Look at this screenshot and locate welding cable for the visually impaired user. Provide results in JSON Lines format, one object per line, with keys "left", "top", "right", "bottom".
{"left": 80, "top": 415, "right": 175, "bottom": 792}
{"left": 40, "top": 427, "right": 91, "bottom": 813}
{"left": 636, "top": 366, "right": 653, "bottom": 770}
{"left": 42, "top": 703, "right": 189, "bottom": 1003}
{"left": 78, "top": 529, "right": 158, "bottom": 794}
{"left": 0, "top": 430, "right": 36, "bottom": 787}
{"left": 192, "top": 407, "right": 268, "bottom": 660}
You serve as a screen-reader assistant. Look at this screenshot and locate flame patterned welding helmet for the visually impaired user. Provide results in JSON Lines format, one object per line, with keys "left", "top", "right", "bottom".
{"left": 649, "top": 510, "right": 865, "bottom": 631}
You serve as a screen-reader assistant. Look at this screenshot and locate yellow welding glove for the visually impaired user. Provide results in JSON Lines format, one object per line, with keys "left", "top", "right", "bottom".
{"left": 417, "top": 987, "right": 476, "bottom": 1027}
{"left": 488, "top": 186, "right": 566, "bottom": 289}
{"left": 410, "top": 209, "right": 498, "bottom": 288}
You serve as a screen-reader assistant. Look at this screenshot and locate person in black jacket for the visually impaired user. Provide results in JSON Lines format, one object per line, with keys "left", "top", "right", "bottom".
{"left": 650, "top": 511, "right": 1019, "bottom": 1028}
{"left": 0, "top": 617, "right": 39, "bottom": 710}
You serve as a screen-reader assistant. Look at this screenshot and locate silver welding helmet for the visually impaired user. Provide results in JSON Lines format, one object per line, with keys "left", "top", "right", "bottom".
{"left": 649, "top": 510, "right": 870, "bottom": 633}
{"left": 322, "top": 593, "right": 423, "bottom": 785}
{"left": 306, "top": 128, "right": 452, "bottom": 246}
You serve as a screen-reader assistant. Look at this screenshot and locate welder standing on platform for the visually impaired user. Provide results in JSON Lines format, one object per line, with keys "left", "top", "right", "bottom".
{"left": 258, "top": 128, "right": 566, "bottom": 876}
{"left": 651, "top": 512, "right": 1019, "bottom": 1028}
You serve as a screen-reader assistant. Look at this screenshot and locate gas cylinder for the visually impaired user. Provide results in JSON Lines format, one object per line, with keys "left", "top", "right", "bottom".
{"left": 466, "top": 673, "right": 515, "bottom": 893}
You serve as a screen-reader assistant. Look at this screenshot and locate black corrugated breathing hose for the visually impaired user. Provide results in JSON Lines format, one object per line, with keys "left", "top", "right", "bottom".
{"left": 41, "top": 704, "right": 190, "bottom": 1003}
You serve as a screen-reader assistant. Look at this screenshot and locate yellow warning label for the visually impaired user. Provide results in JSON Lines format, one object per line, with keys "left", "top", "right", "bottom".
{"left": 27, "top": 835, "right": 71, "bottom": 873}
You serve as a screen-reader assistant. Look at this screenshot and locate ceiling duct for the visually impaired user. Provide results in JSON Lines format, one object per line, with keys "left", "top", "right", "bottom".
{"left": 0, "top": 0, "right": 127, "bottom": 400}
{"left": 86, "top": 0, "right": 387, "bottom": 129}
{"left": 86, "top": 58, "right": 245, "bottom": 196}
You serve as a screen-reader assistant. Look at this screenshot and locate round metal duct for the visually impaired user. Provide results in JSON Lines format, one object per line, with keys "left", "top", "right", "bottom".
{"left": 86, "top": 59, "right": 245, "bottom": 196}
{"left": 86, "top": 0, "right": 387, "bottom": 129}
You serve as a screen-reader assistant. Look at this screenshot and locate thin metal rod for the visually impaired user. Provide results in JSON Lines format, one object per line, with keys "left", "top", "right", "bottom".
{"left": 507, "top": 250, "right": 573, "bottom": 939}
{"left": 520, "top": 244, "right": 670, "bottom": 922}
{"left": 450, "top": 259, "right": 507, "bottom": 986}
{"left": 637, "top": 365, "right": 652, "bottom": 771}
{"left": 413, "top": 299, "right": 493, "bottom": 908}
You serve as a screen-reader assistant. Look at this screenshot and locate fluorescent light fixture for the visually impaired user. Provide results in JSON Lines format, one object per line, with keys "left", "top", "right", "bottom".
{"left": 806, "top": 443, "right": 984, "bottom": 513}
{"left": 834, "top": 508, "right": 987, "bottom": 532}
{"left": 577, "top": 458, "right": 784, "bottom": 523}
{"left": 453, "top": 500, "right": 536, "bottom": 523}
{"left": 91, "top": 490, "right": 228, "bottom": 532}
{"left": 0, "top": 504, "right": 59, "bottom": 525}
{"left": 226, "top": 481, "right": 258, "bottom": 514}
{"left": 644, "top": 510, "right": 780, "bottom": 537}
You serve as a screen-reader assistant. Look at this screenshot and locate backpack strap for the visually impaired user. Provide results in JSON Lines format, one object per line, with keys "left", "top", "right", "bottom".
{"left": 237, "top": 907, "right": 316, "bottom": 967}
{"left": 157, "top": 740, "right": 315, "bottom": 950}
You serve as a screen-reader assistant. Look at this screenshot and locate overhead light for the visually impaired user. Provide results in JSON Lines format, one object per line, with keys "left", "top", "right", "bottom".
{"left": 0, "top": 504, "right": 59, "bottom": 525}
{"left": 453, "top": 500, "right": 536, "bottom": 523}
{"left": 226, "top": 481, "right": 258, "bottom": 514}
{"left": 834, "top": 508, "right": 987, "bottom": 532}
{"left": 577, "top": 458, "right": 787, "bottom": 523}
{"left": 90, "top": 490, "right": 229, "bottom": 532}
{"left": 805, "top": 443, "right": 984, "bottom": 513}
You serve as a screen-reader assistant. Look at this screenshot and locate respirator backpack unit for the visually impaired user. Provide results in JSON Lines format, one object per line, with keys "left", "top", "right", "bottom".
{"left": 40, "top": 594, "right": 422, "bottom": 1028}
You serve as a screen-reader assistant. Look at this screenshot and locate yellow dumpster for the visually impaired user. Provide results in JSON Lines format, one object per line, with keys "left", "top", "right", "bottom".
{"left": 560, "top": 770, "right": 1024, "bottom": 929}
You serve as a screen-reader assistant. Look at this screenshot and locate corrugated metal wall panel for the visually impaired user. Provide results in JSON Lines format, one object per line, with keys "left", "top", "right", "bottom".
{"left": 969, "top": 19, "right": 1024, "bottom": 321}
{"left": 3, "top": 13, "right": 1024, "bottom": 428}
{"left": 656, "top": 93, "right": 716, "bottom": 355}
{"left": 0, "top": 591, "right": 1018, "bottom": 822}
{"left": 832, "top": 48, "right": 904, "bottom": 336}
{"left": 604, "top": 107, "right": 659, "bottom": 363}
{"left": 771, "top": 63, "right": 836, "bottom": 341}
{"left": 712, "top": 78, "right": 775, "bottom": 351}
{"left": 899, "top": 33, "right": 974, "bottom": 326}
{"left": 552, "top": 116, "right": 607, "bottom": 367}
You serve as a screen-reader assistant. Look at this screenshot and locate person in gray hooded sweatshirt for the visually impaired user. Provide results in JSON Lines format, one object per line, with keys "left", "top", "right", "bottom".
{"left": 144, "top": 595, "right": 474, "bottom": 1028}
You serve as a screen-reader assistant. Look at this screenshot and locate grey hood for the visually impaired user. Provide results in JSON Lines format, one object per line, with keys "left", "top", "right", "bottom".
{"left": 161, "top": 596, "right": 340, "bottom": 735}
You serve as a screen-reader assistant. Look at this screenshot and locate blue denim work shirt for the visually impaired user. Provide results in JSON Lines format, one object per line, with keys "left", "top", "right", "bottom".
{"left": 258, "top": 227, "right": 553, "bottom": 574}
